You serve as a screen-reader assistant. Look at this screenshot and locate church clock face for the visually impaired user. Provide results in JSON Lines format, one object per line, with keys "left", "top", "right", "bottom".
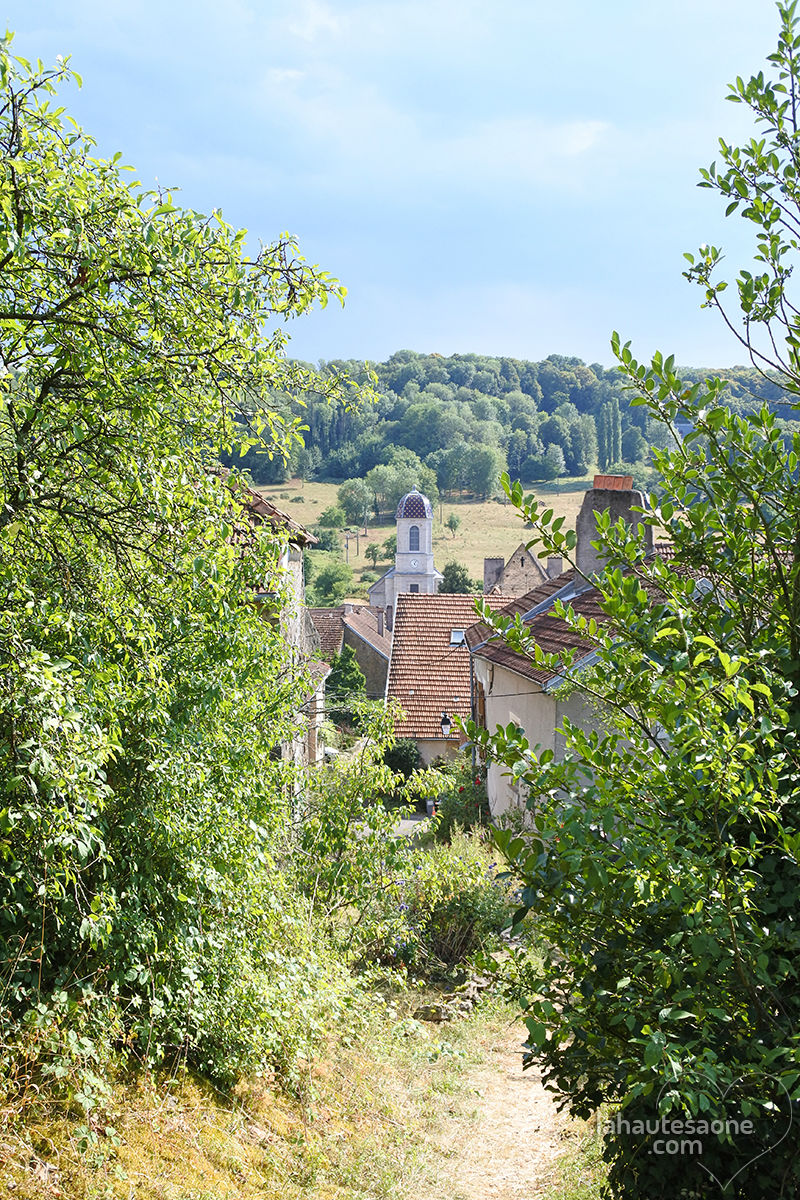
{"left": 410, "top": 558, "right": 419, "bottom": 568}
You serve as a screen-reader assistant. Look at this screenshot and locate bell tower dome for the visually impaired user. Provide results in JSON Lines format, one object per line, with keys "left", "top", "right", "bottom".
{"left": 367, "top": 485, "right": 443, "bottom": 624}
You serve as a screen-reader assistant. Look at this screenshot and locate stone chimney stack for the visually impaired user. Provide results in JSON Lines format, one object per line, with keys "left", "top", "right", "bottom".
{"left": 483, "top": 556, "right": 505, "bottom": 594}
{"left": 377, "top": 610, "right": 384, "bottom": 637}
{"left": 575, "top": 474, "right": 653, "bottom": 581}
{"left": 546, "top": 556, "right": 563, "bottom": 579}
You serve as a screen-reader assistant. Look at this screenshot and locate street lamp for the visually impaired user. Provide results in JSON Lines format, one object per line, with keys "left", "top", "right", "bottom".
{"left": 440, "top": 711, "right": 451, "bottom": 739}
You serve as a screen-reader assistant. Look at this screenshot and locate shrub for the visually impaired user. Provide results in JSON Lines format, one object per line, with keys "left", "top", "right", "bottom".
{"left": 384, "top": 833, "right": 511, "bottom": 972}
{"left": 433, "top": 758, "right": 491, "bottom": 842}
{"left": 318, "top": 505, "right": 346, "bottom": 528}
{"left": 383, "top": 737, "right": 422, "bottom": 779}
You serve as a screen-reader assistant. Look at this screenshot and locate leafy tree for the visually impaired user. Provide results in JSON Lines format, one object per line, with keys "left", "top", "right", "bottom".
{"left": 464, "top": 444, "right": 506, "bottom": 499}
{"left": 0, "top": 41, "right": 346, "bottom": 1088}
{"left": 383, "top": 737, "right": 423, "bottom": 779}
{"left": 337, "top": 477, "right": 372, "bottom": 525}
{"left": 312, "top": 526, "right": 343, "bottom": 554}
{"left": 326, "top": 644, "right": 366, "bottom": 726}
{"left": 445, "top": 513, "right": 461, "bottom": 538}
{"left": 597, "top": 396, "right": 622, "bottom": 469}
{"left": 438, "top": 561, "right": 476, "bottom": 593}
{"left": 382, "top": 533, "right": 397, "bottom": 558}
{"left": 365, "top": 542, "right": 383, "bottom": 567}
{"left": 318, "top": 504, "right": 347, "bottom": 528}
{"left": 479, "top": 10, "right": 800, "bottom": 1195}
{"left": 621, "top": 423, "right": 647, "bottom": 462}
{"left": 544, "top": 444, "right": 564, "bottom": 479}
{"left": 309, "top": 558, "right": 353, "bottom": 605}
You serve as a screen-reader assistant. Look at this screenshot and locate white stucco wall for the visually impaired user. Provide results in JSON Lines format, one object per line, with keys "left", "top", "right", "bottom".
{"left": 416, "top": 737, "right": 459, "bottom": 766}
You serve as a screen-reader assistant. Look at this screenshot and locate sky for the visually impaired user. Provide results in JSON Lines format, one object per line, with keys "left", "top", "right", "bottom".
{"left": 4, "top": 0, "right": 782, "bottom": 368}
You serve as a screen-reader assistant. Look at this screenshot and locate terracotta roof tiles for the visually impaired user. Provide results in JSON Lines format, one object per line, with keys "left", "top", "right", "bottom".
{"left": 309, "top": 607, "right": 346, "bottom": 659}
{"left": 343, "top": 607, "right": 392, "bottom": 658}
{"left": 387, "top": 593, "right": 513, "bottom": 741}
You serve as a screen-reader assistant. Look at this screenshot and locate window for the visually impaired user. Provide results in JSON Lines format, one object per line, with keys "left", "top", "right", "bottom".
{"left": 409, "top": 584, "right": 419, "bottom": 593}
{"left": 409, "top": 525, "right": 420, "bottom": 552}
{"left": 450, "top": 629, "right": 466, "bottom": 645}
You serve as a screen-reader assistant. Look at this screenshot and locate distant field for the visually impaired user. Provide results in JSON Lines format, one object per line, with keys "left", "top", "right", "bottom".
{"left": 259, "top": 477, "right": 593, "bottom": 586}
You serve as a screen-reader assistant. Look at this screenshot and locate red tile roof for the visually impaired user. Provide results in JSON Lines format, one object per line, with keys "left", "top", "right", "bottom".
{"left": 309, "top": 604, "right": 392, "bottom": 661}
{"left": 343, "top": 607, "right": 392, "bottom": 658}
{"left": 309, "top": 607, "right": 346, "bottom": 659}
{"left": 387, "top": 593, "right": 513, "bottom": 741}
{"left": 466, "top": 546, "right": 678, "bottom": 686}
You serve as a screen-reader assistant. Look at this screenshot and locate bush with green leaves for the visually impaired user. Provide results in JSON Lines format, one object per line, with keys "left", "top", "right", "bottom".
{"left": 384, "top": 832, "right": 511, "bottom": 972}
{"left": 312, "top": 526, "right": 343, "bottom": 554}
{"left": 307, "top": 555, "right": 354, "bottom": 605}
{"left": 383, "top": 737, "right": 423, "bottom": 779}
{"left": 326, "top": 644, "right": 367, "bottom": 727}
{"left": 0, "top": 41, "right": 347, "bottom": 1100}
{"left": 318, "top": 504, "right": 347, "bottom": 528}
{"left": 295, "top": 702, "right": 417, "bottom": 960}
{"left": 433, "top": 757, "right": 491, "bottom": 842}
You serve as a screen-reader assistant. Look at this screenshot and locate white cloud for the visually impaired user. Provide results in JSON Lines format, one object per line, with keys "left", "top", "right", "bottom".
{"left": 286, "top": 0, "right": 343, "bottom": 43}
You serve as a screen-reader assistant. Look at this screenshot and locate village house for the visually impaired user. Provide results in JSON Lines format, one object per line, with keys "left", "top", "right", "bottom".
{"left": 483, "top": 542, "right": 559, "bottom": 595}
{"left": 385, "top": 591, "right": 511, "bottom": 764}
{"left": 466, "top": 475, "right": 654, "bottom": 815}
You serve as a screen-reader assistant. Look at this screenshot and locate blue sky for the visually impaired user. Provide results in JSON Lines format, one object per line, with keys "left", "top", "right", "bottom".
{"left": 5, "top": 0, "right": 780, "bottom": 367}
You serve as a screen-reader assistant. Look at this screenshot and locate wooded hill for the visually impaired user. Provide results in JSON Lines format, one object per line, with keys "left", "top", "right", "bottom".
{"left": 233, "top": 349, "right": 800, "bottom": 495}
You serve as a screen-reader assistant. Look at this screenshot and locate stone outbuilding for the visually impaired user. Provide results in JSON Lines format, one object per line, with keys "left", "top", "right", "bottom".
{"left": 309, "top": 603, "right": 391, "bottom": 699}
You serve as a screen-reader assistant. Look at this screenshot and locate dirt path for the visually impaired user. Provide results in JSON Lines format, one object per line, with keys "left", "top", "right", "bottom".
{"left": 422, "top": 1030, "right": 572, "bottom": 1200}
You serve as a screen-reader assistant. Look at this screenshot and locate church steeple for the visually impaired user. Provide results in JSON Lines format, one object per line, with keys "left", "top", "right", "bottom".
{"left": 367, "top": 486, "right": 443, "bottom": 625}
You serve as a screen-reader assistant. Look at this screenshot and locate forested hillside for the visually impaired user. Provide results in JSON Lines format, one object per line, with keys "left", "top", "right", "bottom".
{"left": 233, "top": 349, "right": 800, "bottom": 496}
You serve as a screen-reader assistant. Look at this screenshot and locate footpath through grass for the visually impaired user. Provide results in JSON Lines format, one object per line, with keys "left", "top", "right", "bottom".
{"left": 3, "top": 985, "right": 606, "bottom": 1200}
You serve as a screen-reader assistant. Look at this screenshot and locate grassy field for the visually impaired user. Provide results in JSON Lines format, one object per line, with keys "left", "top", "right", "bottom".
{"left": 261, "top": 477, "right": 593, "bottom": 589}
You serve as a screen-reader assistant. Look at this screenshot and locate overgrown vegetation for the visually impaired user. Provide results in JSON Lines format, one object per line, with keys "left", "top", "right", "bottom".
{"left": 0, "top": 40, "right": 350, "bottom": 1163}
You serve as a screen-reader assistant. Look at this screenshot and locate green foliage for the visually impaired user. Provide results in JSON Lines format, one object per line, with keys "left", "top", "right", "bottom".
{"left": 382, "top": 534, "right": 398, "bottom": 558}
{"left": 385, "top": 832, "right": 511, "bottom": 972}
{"left": 433, "top": 759, "right": 491, "bottom": 842}
{"left": 307, "top": 555, "right": 354, "bottom": 605}
{"left": 382, "top": 737, "right": 423, "bottom": 779}
{"left": 438, "top": 561, "right": 477, "bottom": 594}
{"left": 365, "top": 452, "right": 439, "bottom": 517}
{"left": 296, "top": 704, "right": 415, "bottom": 960}
{"left": 479, "top": 11, "right": 800, "bottom": 1195}
{"left": 337, "top": 477, "right": 372, "bottom": 524}
{"left": 326, "top": 645, "right": 366, "bottom": 726}
{"left": 365, "top": 542, "right": 383, "bottom": 567}
{"left": 0, "top": 41, "right": 347, "bottom": 1097}
{"left": 318, "top": 505, "right": 347, "bottom": 528}
{"left": 297, "top": 708, "right": 508, "bottom": 974}
{"left": 445, "top": 513, "right": 461, "bottom": 538}
{"left": 312, "top": 526, "right": 343, "bottom": 554}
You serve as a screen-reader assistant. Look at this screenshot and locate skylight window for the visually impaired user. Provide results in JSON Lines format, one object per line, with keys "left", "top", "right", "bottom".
{"left": 450, "top": 629, "right": 466, "bottom": 646}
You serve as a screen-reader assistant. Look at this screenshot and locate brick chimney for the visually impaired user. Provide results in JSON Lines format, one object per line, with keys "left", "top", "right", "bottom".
{"left": 576, "top": 475, "right": 653, "bottom": 580}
